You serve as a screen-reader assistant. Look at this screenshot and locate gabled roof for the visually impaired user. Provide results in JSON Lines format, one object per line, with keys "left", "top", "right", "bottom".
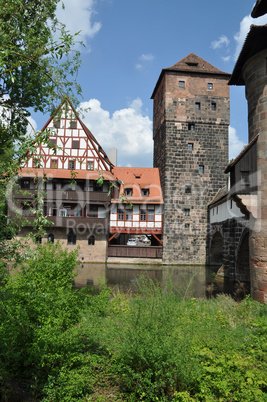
{"left": 229, "top": 25, "right": 267, "bottom": 85}
{"left": 251, "top": 0, "right": 267, "bottom": 18}
{"left": 39, "top": 98, "right": 114, "bottom": 171}
{"left": 151, "top": 53, "right": 230, "bottom": 99}
{"left": 208, "top": 186, "right": 228, "bottom": 207}
{"left": 112, "top": 167, "right": 163, "bottom": 204}
{"left": 224, "top": 134, "right": 259, "bottom": 173}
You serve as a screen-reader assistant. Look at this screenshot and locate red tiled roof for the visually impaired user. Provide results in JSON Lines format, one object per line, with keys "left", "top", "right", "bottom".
{"left": 112, "top": 167, "right": 163, "bottom": 204}
{"left": 224, "top": 134, "right": 259, "bottom": 173}
{"left": 151, "top": 53, "right": 230, "bottom": 99}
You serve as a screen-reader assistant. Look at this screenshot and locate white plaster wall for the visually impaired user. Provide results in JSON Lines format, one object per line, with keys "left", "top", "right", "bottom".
{"left": 209, "top": 199, "right": 244, "bottom": 223}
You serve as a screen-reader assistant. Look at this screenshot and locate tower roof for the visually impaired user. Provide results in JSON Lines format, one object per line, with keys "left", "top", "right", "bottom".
{"left": 151, "top": 53, "right": 230, "bottom": 99}
{"left": 251, "top": 0, "right": 267, "bottom": 18}
{"left": 229, "top": 25, "right": 267, "bottom": 86}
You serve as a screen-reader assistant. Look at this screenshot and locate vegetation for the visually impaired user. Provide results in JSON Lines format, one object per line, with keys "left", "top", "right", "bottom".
{"left": 0, "top": 243, "right": 266, "bottom": 401}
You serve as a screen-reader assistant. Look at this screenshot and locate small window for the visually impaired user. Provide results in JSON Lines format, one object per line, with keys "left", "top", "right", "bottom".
{"left": 118, "top": 208, "right": 124, "bottom": 220}
{"left": 67, "top": 230, "right": 76, "bottom": 245}
{"left": 183, "top": 208, "right": 190, "bottom": 216}
{"left": 48, "top": 233, "right": 54, "bottom": 243}
{"left": 35, "top": 236, "right": 42, "bottom": 244}
{"left": 51, "top": 159, "right": 58, "bottom": 169}
{"left": 70, "top": 120, "right": 77, "bottom": 129}
{"left": 53, "top": 119, "right": 60, "bottom": 128}
{"left": 199, "top": 165, "right": 204, "bottom": 174}
{"left": 49, "top": 138, "right": 56, "bottom": 148}
{"left": 69, "top": 160, "right": 75, "bottom": 170}
{"left": 185, "top": 223, "right": 190, "bottom": 230}
{"left": 21, "top": 179, "right": 30, "bottom": 189}
{"left": 141, "top": 188, "right": 149, "bottom": 197}
{"left": 88, "top": 235, "right": 95, "bottom": 246}
{"left": 125, "top": 188, "right": 133, "bottom": 197}
{"left": 208, "top": 83, "right": 213, "bottom": 90}
{"left": 185, "top": 185, "right": 191, "bottom": 194}
{"left": 87, "top": 161, "right": 94, "bottom": 170}
{"left": 188, "top": 143, "right": 193, "bottom": 151}
{"left": 179, "top": 81, "right": 185, "bottom": 88}
{"left": 72, "top": 140, "right": 79, "bottom": 149}
{"left": 188, "top": 123, "right": 195, "bottom": 131}
{"left": 241, "top": 171, "right": 250, "bottom": 186}
{"left": 211, "top": 102, "right": 216, "bottom": 111}
{"left": 195, "top": 102, "right": 200, "bottom": 110}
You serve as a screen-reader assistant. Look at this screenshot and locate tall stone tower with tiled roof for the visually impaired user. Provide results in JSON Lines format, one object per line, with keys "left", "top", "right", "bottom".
{"left": 152, "top": 53, "right": 230, "bottom": 264}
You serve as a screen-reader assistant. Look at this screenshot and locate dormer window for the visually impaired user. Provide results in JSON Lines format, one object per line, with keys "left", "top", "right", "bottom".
{"left": 141, "top": 188, "right": 149, "bottom": 197}
{"left": 125, "top": 188, "right": 132, "bottom": 197}
{"left": 186, "top": 62, "right": 198, "bottom": 67}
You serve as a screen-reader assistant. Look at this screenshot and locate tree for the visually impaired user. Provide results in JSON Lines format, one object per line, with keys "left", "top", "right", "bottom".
{"left": 0, "top": 0, "right": 83, "bottom": 156}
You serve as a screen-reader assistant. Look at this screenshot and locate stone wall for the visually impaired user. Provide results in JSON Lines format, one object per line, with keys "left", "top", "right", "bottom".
{"left": 153, "top": 69, "right": 229, "bottom": 264}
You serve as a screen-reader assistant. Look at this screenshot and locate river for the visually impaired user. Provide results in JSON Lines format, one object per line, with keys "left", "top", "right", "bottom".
{"left": 74, "top": 263, "right": 235, "bottom": 298}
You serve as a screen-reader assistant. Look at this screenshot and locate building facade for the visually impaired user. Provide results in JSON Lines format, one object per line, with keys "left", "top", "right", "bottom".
{"left": 152, "top": 53, "right": 230, "bottom": 264}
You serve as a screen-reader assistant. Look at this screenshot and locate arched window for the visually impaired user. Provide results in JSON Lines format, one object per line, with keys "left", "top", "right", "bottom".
{"left": 47, "top": 233, "right": 54, "bottom": 244}
{"left": 88, "top": 235, "right": 95, "bottom": 246}
{"left": 67, "top": 229, "right": 76, "bottom": 245}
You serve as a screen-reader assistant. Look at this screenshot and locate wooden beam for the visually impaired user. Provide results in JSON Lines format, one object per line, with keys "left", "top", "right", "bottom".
{"left": 108, "top": 232, "right": 118, "bottom": 242}
{"left": 152, "top": 233, "right": 162, "bottom": 244}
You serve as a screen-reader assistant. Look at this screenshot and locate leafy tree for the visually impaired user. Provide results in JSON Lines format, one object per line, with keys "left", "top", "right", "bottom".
{"left": 0, "top": 0, "right": 83, "bottom": 155}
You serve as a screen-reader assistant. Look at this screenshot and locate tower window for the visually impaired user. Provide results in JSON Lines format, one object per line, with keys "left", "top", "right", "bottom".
{"left": 183, "top": 208, "right": 190, "bottom": 216}
{"left": 188, "top": 123, "right": 195, "bottom": 131}
{"left": 185, "top": 185, "right": 191, "bottom": 194}
{"left": 208, "top": 83, "right": 213, "bottom": 90}
{"left": 211, "top": 102, "right": 216, "bottom": 111}
{"left": 179, "top": 81, "right": 185, "bottom": 88}
{"left": 195, "top": 102, "right": 200, "bottom": 110}
{"left": 188, "top": 143, "right": 193, "bottom": 151}
{"left": 199, "top": 165, "right": 204, "bottom": 174}
{"left": 185, "top": 223, "right": 190, "bottom": 230}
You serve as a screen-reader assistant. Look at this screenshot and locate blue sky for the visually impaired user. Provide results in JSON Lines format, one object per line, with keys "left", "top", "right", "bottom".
{"left": 32, "top": 0, "right": 267, "bottom": 167}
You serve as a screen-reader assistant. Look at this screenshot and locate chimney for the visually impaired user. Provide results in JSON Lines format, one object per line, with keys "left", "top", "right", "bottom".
{"left": 109, "top": 148, "right": 117, "bottom": 166}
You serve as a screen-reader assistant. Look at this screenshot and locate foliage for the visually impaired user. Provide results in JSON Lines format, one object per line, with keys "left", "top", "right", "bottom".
{"left": 0, "top": 262, "right": 267, "bottom": 401}
{"left": 0, "top": 0, "right": 83, "bottom": 155}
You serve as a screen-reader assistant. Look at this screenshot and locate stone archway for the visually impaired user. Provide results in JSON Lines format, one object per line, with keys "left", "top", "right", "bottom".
{"left": 210, "top": 231, "right": 223, "bottom": 265}
{"left": 236, "top": 231, "right": 250, "bottom": 284}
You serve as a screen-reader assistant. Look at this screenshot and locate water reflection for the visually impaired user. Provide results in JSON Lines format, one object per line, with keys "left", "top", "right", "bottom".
{"left": 74, "top": 263, "right": 234, "bottom": 298}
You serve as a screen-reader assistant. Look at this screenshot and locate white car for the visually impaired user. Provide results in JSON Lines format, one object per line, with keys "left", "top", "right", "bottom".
{"left": 142, "top": 237, "right": 150, "bottom": 244}
{"left": 127, "top": 238, "right": 137, "bottom": 246}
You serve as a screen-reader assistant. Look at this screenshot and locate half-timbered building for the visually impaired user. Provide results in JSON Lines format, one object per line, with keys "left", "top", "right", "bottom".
{"left": 10, "top": 98, "right": 116, "bottom": 262}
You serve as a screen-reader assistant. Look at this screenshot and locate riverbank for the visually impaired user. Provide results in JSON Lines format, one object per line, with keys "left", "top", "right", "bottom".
{"left": 1, "top": 244, "right": 266, "bottom": 401}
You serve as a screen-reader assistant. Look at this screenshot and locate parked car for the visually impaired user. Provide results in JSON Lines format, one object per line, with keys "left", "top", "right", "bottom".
{"left": 127, "top": 238, "right": 137, "bottom": 246}
{"left": 142, "top": 237, "right": 150, "bottom": 244}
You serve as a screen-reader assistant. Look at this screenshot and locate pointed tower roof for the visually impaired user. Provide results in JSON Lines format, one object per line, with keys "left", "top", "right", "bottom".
{"left": 151, "top": 53, "right": 230, "bottom": 98}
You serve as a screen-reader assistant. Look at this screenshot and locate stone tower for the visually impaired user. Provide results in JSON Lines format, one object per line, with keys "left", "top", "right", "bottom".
{"left": 152, "top": 53, "right": 230, "bottom": 264}
{"left": 229, "top": 23, "right": 267, "bottom": 303}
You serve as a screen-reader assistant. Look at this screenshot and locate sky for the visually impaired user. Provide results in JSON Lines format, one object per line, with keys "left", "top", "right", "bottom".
{"left": 32, "top": 0, "right": 267, "bottom": 167}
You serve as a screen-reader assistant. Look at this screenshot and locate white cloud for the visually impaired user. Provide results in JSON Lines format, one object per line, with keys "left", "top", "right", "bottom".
{"left": 56, "top": 0, "right": 101, "bottom": 48}
{"left": 234, "top": 14, "right": 267, "bottom": 59}
{"left": 135, "top": 53, "right": 155, "bottom": 70}
{"left": 211, "top": 35, "right": 230, "bottom": 50}
{"left": 78, "top": 98, "right": 153, "bottom": 166}
{"left": 229, "top": 126, "right": 246, "bottom": 160}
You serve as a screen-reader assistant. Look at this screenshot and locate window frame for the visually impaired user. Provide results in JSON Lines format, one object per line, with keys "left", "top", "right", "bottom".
{"left": 195, "top": 102, "right": 200, "bottom": 110}
{"left": 198, "top": 165, "right": 204, "bottom": 174}
{"left": 179, "top": 80, "right": 185, "bottom": 88}
{"left": 188, "top": 123, "right": 195, "bottom": 131}
{"left": 72, "top": 140, "right": 79, "bottom": 149}
{"left": 68, "top": 160, "right": 75, "bottom": 170}
{"left": 51, "top": 159, "right": 58, "bottom": 169}
{"left": 87, "top": 161, "right": 94, "bottom": 170}
{"left": 207, "top": 83, "right": 213, "bottom": 90}
{"left": 188, "top": 143, "right": 193, "bottom": 151}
